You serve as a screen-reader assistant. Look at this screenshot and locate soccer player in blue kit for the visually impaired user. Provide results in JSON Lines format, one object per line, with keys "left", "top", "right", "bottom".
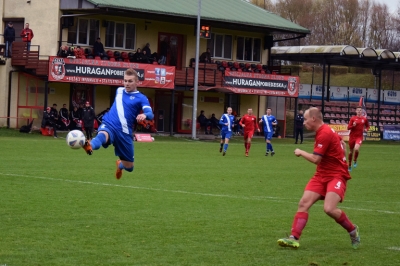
{"left": 83, "top": 68, "right": 154, "bottom": 179}
{"left": 260, "top": 107, "right": 277, "bottom": 156}
{"left": 219, "top": 107, "right": 235, "bottom": 156}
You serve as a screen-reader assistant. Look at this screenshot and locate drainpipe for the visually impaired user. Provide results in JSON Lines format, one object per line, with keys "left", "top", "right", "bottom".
{"left": 7, "top": 70, "right": 21, "bottom": 128}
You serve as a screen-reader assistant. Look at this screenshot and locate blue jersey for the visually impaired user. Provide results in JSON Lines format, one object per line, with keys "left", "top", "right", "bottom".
{"left": 219, "top": 113, "right": 235, "bottom": 132}
{"left": 102, "top": 87, "right": 154, "bottom": 135}
{"left": 261, "top": 115, "right": 277, "bottom": 133}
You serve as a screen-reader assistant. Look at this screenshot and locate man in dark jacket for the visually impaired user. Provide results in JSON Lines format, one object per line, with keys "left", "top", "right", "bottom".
{"left": 41, "top": 107, "right": 58, "bottom": 138}
{"left": 59, "top": 103, "right": 69, "bottom": 130}
{"left": 4, "top": 21, "right": 15, "bottom": 57}
{"left": 295, "top": 110, "right": 304, "bottom": 144}
{"left": 197, "top": 110, "right": 211, "bottom": 134}
{"left": 93, "top": 37, "right": 105, "bottom": 57}
{"left": 83, "top": 101, "right": 95, "bottom": 140}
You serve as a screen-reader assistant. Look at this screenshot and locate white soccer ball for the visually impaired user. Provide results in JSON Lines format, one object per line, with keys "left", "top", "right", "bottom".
{"left": 66, "top": 130, "right": 86, "bottom": 149}
{"left": 151, "top": 137, "right": 155, "bottom": 141}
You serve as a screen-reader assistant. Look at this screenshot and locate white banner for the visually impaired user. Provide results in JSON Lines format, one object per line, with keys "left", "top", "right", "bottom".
{"left": 329, "top": 86, "right": 348, "bottom": 101}
{"left": 349, "top": 87, "right": 366, "bottom": 102}
{"left": 299, "top": 84, "right": 311, "bottom": 99}
{"left": 311, "top": 85, "right": 327, "bottom": 100}
{"left": 383, "top": 90, "right": 400, "bottom": 104}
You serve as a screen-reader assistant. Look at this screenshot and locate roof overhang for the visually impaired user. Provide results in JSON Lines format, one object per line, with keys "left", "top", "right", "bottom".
{"left": 271, "top": 45, "right": 400, "bottom": 71}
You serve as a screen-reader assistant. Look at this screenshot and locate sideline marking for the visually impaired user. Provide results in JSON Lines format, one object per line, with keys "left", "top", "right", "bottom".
{"left": 1, "top": 172, "right": 399, "bottom": 215}
{"left": 387, "top": 247, "right": 400, "bottom": 251}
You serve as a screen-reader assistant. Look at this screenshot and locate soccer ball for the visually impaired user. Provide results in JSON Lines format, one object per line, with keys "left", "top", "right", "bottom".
{"left": 66, "top": 130, "right": 86, "bottom": 149}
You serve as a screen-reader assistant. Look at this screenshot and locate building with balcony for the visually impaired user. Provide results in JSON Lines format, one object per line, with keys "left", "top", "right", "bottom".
{"left": 0, "top": 0, "right": 309, "bottom": 134}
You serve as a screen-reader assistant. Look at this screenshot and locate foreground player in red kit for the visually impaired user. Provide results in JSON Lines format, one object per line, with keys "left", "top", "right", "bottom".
{"left": 277, "top": 107, "right": 360, "bottom": 249}
{"left": 347, "top": 106, "right": 370, "bottom": 172}
{"left": 239, "top": 108, "right": 260, "bottom": 156}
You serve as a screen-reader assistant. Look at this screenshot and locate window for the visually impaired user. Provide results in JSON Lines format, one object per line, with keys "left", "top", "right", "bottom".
{"left": 207, "top": 33, "right": 232, "bottom": 59}
{"left": 236, "top": 37, "right": 261, "bottom": 62}
{"left": 105, "top": 21, "right": 136, "bottom": 49}
{"left": 68, "top": 18, "right": 99, "bottom": 46}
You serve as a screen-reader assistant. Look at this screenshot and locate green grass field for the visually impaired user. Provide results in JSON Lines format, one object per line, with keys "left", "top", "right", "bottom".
{"left": 1, "top": 128, "right": 399, "bottom": 266}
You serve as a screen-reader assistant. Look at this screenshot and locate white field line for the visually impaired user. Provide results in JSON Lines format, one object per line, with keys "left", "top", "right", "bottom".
{"left": 387, "top": 247, "right": 400, "bottom": 251}
{"left": 1, "top": 172, "right": 399, "bottom": 215}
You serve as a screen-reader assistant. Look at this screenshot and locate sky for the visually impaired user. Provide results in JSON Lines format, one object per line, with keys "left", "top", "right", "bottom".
{"left": 378, "top": 0, "right": 399, "bottom": 13}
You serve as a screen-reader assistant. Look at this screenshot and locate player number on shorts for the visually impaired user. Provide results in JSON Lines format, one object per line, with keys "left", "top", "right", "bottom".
{"left": 335, "top": 181, "right": 341, "bottom": 189}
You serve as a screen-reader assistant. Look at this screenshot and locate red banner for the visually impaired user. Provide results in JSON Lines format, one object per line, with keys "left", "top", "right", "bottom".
{"left": 223, "top": 71, "right": 299, "bottom": 97}
{"left": 48, "top": 56, "right": 175, "bottom": 89}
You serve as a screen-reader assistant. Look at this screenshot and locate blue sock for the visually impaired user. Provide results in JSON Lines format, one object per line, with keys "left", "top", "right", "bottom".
{"left": 91, "top": 133, "right": 106, "bottom": 150}
{"left": 266, "top": 143, "right": 269, "bottom": 152}
{"left": 269, "top": 143, "right": 274, "bottom": 152}
{"left": 267, "top": 143, "right": 272, "bottom": 151}
{"left": 223, "top": 143, "right": 228, "bottom": 151}
{"left": 119, "top": 161, "right": 134, "bottom": 172}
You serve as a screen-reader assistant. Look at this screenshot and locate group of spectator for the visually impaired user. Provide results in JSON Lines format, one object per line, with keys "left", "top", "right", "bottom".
{"left": 57, "top": 38, "right": 169, "bottom": 65}
{"left": 3, "top": 21, "right": 34, "bottom": 57}
{"left": 41, "top": 102, "right": 109, "bottom": 139}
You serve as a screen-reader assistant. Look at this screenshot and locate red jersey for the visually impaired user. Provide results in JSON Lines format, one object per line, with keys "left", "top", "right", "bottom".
{"left": 347, "top": 115, "right": 370, "bottom": 140}
{"left": 239, "top": 114, "right": 259, "bottom": 132}
{"left": 314, "top": 124, "right": 351, "bottom": 180}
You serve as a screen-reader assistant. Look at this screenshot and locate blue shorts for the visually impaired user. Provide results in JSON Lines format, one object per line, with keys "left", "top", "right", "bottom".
{"left": 221, "top": 130, "right": 233, "bottom": 140}
{"left": 98, "top": 123, "right": 134, "bottom": 162}
{"left": 264, "top": 131, "right": 273, "bottom": 140}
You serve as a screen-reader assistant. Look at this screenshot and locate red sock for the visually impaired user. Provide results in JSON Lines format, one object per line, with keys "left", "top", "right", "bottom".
{"left": 354, "top": 150, "right": 359, "bottom": 162}
{"left": 291, "top": 212, "right": 308, "bottom": 240}
{"left": 348, "top": 152, "right": 353, "bottom": 166}
{"left": 335, "top": 211, "right": 355, "bottom": 233}
{"left": 248, "top": 143, "right": 251, "bottom": 151}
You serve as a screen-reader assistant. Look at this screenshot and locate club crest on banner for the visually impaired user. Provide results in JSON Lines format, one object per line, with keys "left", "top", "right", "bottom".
{"left": 287, "top": 77, "right": 297, "bottom": 96}
{"left": 50, "top": 57, "right": 66, "bottom": 80}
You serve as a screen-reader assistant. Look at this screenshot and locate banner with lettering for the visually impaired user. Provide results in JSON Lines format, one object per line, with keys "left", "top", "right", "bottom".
{"left": 329, "top": 86, "right": 348, "bottom": 101}
{"left": 223, "top": 71, "right": 299, "bottom": 97}
{"left": 383, "top": 90, "right": 400, "bottom": 105}
{"left": 328, "top": 124, "right": 381, "bottom": 142}
{"left": 299, "top": 84, "right": 311, "bottom": 99}
{"left": 349, "top": 87, "right": 366, "bottom": 102}
{"left": 382, "top": 125, "right": 400, "bottom": 140}
{"left": 311, "top": 85, "right": 327, "bottom": 100}
{"left": 48, "top": 56, "right": 175, "bottom": 89}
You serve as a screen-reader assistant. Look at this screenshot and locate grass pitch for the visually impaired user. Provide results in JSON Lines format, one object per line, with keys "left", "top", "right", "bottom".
{"left": 0, "top": 128, "right": 399, "bottom": 265}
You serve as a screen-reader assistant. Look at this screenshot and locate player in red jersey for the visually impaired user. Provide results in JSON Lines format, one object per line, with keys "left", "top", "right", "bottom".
{"left": 347, "top": 106, "right": 370, "bottom": 172}
{"left": 239, "top": 108, "right": 260, "bottom": 156}
{"left": 277, "top": 107, "right": 360, "bottom": 249}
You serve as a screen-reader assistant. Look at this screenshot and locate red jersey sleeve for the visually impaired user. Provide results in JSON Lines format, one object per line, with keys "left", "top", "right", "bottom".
{"left": 365, "top": 118, "right": 370, "bottom": 131}
{"left": 347, "top": 117, "right": 354, "bottom": 130}
{"left": 313, "top": 126, "right": 333, "bottom": 156}
{"left": 239, "top": 115, "right": 246, "bottom": 127}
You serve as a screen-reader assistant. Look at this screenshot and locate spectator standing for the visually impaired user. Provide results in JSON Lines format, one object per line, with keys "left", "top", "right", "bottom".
{"left": 4, "top": 21, "right": 15, "bottom": 57}
{"left": 199, "top": 48, "right": 211, "bottom": 63}
{"left": 20, "top": 23, "right": 34, "bottom": 51}
{"left": 83, "top": 101, "right": 95, "bottom": 140}
{"left": 295, "top": 110, "right": 304, "bottom": 144}
{"left": 93, "top": 37, "right": 105, "bottom": 57}
{"left": 158, "top": 37, "right": 168, "bottom": 65}
{"left": 142, "top": 43, "right": 151, "bottom": 57}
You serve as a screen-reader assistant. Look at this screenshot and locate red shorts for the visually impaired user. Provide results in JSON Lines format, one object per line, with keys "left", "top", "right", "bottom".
{"left": 349, "top": 138, "right": 363, "bottom": 149}
{"left": 305, "top": 174, "right": 347, "bottom": 202}
{"left": 243, "top": 131, "right": 254, "bottom": 140}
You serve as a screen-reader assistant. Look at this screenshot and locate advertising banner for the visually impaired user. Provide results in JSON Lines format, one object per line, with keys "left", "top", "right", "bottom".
{"left": 382, "top": 125, "right": 400, "bottom": 140}
{"left": 311, "top": 85, "right": 327, "bottom": 100}
{"left": 299, "top": 84, "right": 311, "bottom": 99}
{"left": 383, "top": 90, "right": 400, "bottom": 105}
{"left": 223, "top": 71, "right": 299, "bottom": 97}
{"left": 329, "top": 86, "right": 348, "bottom": 101}
{"left": 328, "top": 124, "right": 350, "bottom": 141}
{"left": 48, "top": 56, "right": 175, "bottom": 89}
{"left": 366, "top": 88, "right": 379, "bottom": 103}
{"left": 349, "top": 87, "right": 366, "bottom": 102}
{"left": 328, "top": 124, "right": 381, "bottom": 142}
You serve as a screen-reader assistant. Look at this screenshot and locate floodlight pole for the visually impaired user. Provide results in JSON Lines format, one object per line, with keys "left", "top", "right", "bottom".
{"left": 191, "top": 0, "right": 201, "bottom": 139}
